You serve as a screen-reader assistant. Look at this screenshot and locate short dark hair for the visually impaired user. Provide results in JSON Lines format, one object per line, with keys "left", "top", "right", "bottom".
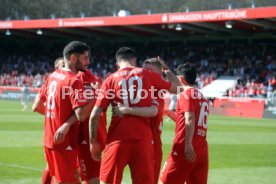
{"left": 177, "top": 62, "right": 197, "bottom": 85}
{"left": 143, "top": 58, "right": 162, "bottom": 70}
{"left": 63, "top": 41, "right": 90, "bottom": 60}
{"left": 116, "top": 47, "right": 137, "bottom": 62}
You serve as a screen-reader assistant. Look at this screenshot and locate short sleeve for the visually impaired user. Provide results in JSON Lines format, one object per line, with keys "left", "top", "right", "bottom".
{"left": 179, "top": 90, "right": 195, "bottom": 113}
{"left": 38, "top": 81, "right": 48, "bottom": 102}
{"left": 95, "top": 77, "right": 112, "bottom": 111}
{"left": 70, "top": 79, "right": 87, "bottom": 109}
{"left": 147, "top": 70, "right": 172, "bottom": 91}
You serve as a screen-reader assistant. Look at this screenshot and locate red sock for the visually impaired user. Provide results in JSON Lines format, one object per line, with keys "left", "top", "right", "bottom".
{"left": 42, "top": 169, "right": 52, "bottom": 184}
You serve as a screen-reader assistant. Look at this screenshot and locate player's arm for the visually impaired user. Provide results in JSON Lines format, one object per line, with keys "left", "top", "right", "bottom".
{"left": 69, "top": 79, "right": 96, "bottom": 122}
{"left": 33, "top": 82, "right": 48, "bottom": 115}
{"left": 54, "top": 99, "right": 96, "bottom": 145}
{"left": 89, "top": 106, "right": 103, "bottom": 161}
{"left": 112, "top": 105, "right": 158, "bottom": 117}
{"left": 54, "top": 86, "right": 96, "bottom": 144}
{"left": 184, "top": 111, "right": 196, "bottom": 162}
{"left": 74, "top": 98, "right": 96, "bottom": 122}
{"left": 164, "top": 110, "right": 176, "bottom": 122}
{"left": 54, "top": 112, "right": 79, "bottom": 144}
{"left": 32, "top": 95, "right": 45, "bottom": 115}
{"left": 158, "top": 56, "right": 181, "bottom": 93}
{"left": 164, "top": 70, "right": 181, "bottom": 87}
{"left": 89, "top": 106, "right": 103, "bottom": 142}
{"left": 89, "top": 78, "right": 111, "bottom": 142}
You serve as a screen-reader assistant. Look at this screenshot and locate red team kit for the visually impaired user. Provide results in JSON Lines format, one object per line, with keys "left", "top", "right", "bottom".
{"left": 35, "top": 42, "right": 209, "bottom": 184}
{"left": 95, "top": 66, "right": 171, "bottom": 183}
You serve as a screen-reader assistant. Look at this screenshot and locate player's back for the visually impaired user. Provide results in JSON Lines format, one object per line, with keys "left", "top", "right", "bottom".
{"left": 99, "top": 66, "right": 171, "bottom": 145}
{"left": 174, "top": 88, "right": 209, "bottom": 151}
{"left": 43, "top": 69, "right": 86, "bottom": 149}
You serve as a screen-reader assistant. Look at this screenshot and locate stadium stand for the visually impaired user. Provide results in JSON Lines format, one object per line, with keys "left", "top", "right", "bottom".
{"left": 201, "top": 76, "right": 239, "bottom": 98}
{"left": 0, "top": 42, "right": 275, "bottom": 99}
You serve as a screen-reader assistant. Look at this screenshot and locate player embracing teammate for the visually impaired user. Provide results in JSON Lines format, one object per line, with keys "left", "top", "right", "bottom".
{"left": 89, "top": 47, "right": 179, "bottom": 184}
{"left": 33, "top": 41, "right": 209, "bottom": 184}
{"left": 33, "top": 41, "right": 100, "bottom": 184}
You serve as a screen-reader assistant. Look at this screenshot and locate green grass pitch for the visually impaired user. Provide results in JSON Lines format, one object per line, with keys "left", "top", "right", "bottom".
{"left": 0, "top": 100, "right": 276, "bottom": 183}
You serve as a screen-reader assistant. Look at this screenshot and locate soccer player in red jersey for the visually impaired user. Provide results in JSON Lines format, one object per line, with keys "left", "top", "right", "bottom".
{"left": 77, "top": 69, "right": 107, "bottom": 184}
{"left": 33, "top": 41, "right": 94, "bottom": 184}
{"left": 161, "top": 62, "right": 209, "bottom": 184}
{"left": 33, "top": 57, "right": 64, "bottom": 184}
{"left": 111, "top": 57, "right": 178, "bottom": 184}
{"left": 89, "top": 47, "right": 179, "bottom": 184}
{"left": 143, "top": 58, "right": 166, "bottom": 184}
{"left": 147, "top": 58, "right": 180, "bottom": 183}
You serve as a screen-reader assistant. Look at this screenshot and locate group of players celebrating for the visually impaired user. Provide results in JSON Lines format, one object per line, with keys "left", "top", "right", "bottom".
{"left": 32, "top": 41, "right": 209, "bottom": 184}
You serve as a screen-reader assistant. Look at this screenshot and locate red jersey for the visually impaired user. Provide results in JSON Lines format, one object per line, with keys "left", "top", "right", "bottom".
{"left": 77, "top": 70, "right": 107, "bottom": 148}
{"left": 39, "top": 69, "right": 86, "bottom": 149}
{"left": 95, "top": 67, "right": 171, "bottom": 145}
{"left": 173, "top": 88, "right": 208, "bottom": 155}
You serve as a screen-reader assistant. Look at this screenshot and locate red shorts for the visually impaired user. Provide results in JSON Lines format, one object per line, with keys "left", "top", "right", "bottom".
{"left": 161, "top": 146, "right": 208, "bottom": 184}
{"left": 44, "top": 147, "right": 80, "bottom": 183}
{"left": 78, "top": 143, "right": 101, "bottom": 181}
{"left": 154, "top": 145, "right": 162, "bottom": 184}
{"left": 100, "top": 141, "right": 154, "bottom": 184}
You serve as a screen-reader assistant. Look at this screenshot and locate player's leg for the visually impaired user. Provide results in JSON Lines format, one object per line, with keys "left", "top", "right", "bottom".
{"left": 46, "top": 148, "right": 80, "bottom": 184}
{"left": 153, "top": 146, "right": 163, "bottom": 184}
{"left": 188, "top": 150, "right": 208, "bottom": 184}
{"left": 42, "top": 150, "right": 53, "bottom": 184}
{"left": 128, "top": 141, "right": 154, "bottom": 184}
{"left": 100, "top": 143, "right": 129, "bottom": 184}
{"left": 42, "top": 165, "right": 52, "bottom": 184}
{"left": 188, "top": 164, "right": 208, "bottom": 184}
{"left": 78, "top": 143, "right": 100, "bottom": 184}
{"left": 160, "top": 152, "right": 193, "bottom": 184}
{"left": 21, "top": 97, "right": 28, "bottom": 111}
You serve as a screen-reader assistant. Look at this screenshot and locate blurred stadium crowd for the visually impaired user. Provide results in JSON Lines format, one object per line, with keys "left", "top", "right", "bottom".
{"left": 0, "top": 42, "right": 275, "bottom": 98}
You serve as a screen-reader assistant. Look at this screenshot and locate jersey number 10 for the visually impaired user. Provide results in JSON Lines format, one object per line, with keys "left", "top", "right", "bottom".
{"left": 118, "top": 76, "right": 143, "bottom": 107}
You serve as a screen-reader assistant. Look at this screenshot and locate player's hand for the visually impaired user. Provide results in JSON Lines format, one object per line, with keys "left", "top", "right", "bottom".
{"left": 185, "top": 142, "right": 196, "bottom": 162}
{"left": 90, "top": 141, "right": 102, "bottom": 162}
{"left": 157, "top": 56, "right": 169, "bottom": 71}
{"left": 112, "top": 103, "right": 130, "bottom": 116}
{"left": 112, "top": 106, "right": 123, "bottom": 116}
{"left": 54, "top": 123, "right": 71, "bottom": 144}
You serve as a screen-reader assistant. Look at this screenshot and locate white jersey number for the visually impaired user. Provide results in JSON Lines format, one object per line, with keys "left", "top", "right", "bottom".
{"left": 118, "top": 76, "right": 143, "bottom": 107}
{"left": 198, "top": 101, "right": 208, "bottom": 128}
{"left": 47, "top": 81, "right": 57, "bottom": 110}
